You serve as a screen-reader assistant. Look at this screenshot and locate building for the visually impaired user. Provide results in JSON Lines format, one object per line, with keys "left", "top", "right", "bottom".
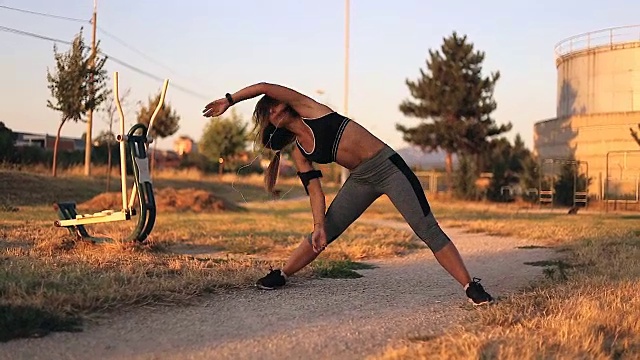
{"left": 151, "top": 149, "right": 182, "bottom": 169}
{"left": 14, "top": 132, "right": 84, "bottom": 151}
{"left": 173, "top": 135, "right": 198, "bottom": 156}
{"left": 534, "top": 25, "right": 640, "bottom": 201}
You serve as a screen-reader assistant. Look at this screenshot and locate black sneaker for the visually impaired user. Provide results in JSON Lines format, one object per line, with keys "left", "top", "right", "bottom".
{"left": 256, "top": 269, "right": 287, "bottom": 290}
{"left": 465, "top": 277, "right": 494, "bottom": 306}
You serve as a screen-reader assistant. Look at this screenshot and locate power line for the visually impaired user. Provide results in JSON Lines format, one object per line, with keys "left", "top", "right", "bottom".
{"left": 0, "top": 4, "right": 88, "bottom": 23}
{"left": 97, "top": 26, "right": 212, "bottom": 94}
{"left": 0, "top": 4, "right": 208, "bottom": 98}
{"left": 0, "top": 25, "right": 72, "bottom": 45}
{"left": 97, "top": 26, "right": 185, "bottom": 78}
{"left": 104, "top": 54, "right": 209, "bottom": 100}
{"left": 0, "top": 24, "right": 210, "bottom": 100}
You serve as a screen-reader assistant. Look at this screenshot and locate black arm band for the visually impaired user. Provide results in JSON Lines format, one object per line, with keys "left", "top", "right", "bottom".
{"left": 297, "top": 170, "right": 323, "bottom": 195}
{"left": 225, "top": 93, "right": 234, "bottom": 105}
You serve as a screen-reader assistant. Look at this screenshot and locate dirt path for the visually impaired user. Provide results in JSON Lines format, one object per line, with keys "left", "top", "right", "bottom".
{"left": 0, "top": 221, "right": 557, "bottom": 360}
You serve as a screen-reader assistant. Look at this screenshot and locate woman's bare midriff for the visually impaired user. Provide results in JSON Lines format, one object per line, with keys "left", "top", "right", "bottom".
{"left": 335, "top": 120, "right": 388, "bottom": 170}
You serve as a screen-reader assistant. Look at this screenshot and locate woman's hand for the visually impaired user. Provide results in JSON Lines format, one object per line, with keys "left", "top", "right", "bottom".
{"left": 202, "top": 98, "right": 230, "bottom": 118}
{"left": 311, "top": 223, "right": 328, "bottom": 253}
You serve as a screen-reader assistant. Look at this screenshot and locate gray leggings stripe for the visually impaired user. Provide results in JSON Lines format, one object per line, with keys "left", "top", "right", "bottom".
{"left": 310, "top": 145, "right": 452, "bottom": 252}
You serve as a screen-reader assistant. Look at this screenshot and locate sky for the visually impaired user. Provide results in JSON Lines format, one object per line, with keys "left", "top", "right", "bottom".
{"left": 1, "top": 0, "right": 640, "bottom": 153}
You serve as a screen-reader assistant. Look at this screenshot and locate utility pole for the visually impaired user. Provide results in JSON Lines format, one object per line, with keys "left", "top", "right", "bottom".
{"left": 340, "top": 0, "right": 351, "bottom": 185}
{"left": 84, "top": 0, "right": 97, "bottom": 176}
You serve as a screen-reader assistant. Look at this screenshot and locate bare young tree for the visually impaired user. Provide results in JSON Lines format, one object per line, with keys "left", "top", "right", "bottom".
{"left": 101, "top": 87, "right": 132, "bottom": 192}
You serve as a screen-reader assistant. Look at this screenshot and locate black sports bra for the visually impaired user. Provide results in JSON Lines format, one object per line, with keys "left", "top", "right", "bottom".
{"left": 296, "top": 112, "right": 350, "bottom": 164}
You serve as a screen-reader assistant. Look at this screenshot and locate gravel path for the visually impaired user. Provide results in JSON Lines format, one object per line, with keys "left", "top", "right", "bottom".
{"left": 0, "top": 221, "right": 557, "bottom": 360}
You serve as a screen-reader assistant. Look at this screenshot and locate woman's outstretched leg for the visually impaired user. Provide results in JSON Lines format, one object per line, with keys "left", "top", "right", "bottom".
{"left": 255, "top": 237, "right": 318, "bottom": 290}
{"left": 431, "top": 238, "right": 471, "bottom": 286}
{"left": 256, "top": 176, "right": 382, "bottom": 289}
{"left": 282, "top": 238, "right": 318, "bottom": 276}
{"left": 380, "top": 153, "right": 494, "bottom": 305}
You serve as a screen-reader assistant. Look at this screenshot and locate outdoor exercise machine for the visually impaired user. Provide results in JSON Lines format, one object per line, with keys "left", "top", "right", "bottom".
{"left": 53, "top": 72, "right": 170, "bottom": 243}
{"left": 538, "top": 158, "right": 589, "bottom": 208}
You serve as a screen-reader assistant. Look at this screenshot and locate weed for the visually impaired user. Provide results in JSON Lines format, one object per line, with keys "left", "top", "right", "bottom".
{"left": 311, "top": 259, "right": 377, "bottom": 279}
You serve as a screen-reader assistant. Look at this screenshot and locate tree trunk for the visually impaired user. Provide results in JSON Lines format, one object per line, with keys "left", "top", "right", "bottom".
{"left": 445, "top": 114, "right": 456, "bottom": 192}
{"left": 475, "top": 153, "right": 483, "bottom": 175}
{"left": 218, "top": 157, "right": 225, "bottom": 175}
{"left": 445, "top": 151, "right": 453, "bottom": 191}
{"left": 52, "top": 120, "right": 65, "bottom": 177}
{"left": 106, "top": 141, "right": 112, "bottom": 192}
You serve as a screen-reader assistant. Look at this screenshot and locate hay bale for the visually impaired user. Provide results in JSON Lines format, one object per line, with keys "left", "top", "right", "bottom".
{"left": 79, "top": 187, "right": 239, "bottom": 213}
{"left": 79, "top": 192, "right": 122, "bottom": 211}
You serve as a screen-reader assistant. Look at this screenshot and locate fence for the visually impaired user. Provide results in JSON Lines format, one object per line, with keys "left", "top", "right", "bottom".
{"left": 604, "top": 150, "right": 640, "bottom": 203}
{"left": 554, "top": 24, "right": 640, "bottom": 59}
{"left": 415, "top": 170, "right": 449, "bottom": 193}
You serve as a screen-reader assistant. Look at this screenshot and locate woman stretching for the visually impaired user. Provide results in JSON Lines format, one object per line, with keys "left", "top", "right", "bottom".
{"left": 203, "top": 82, "right": 494, "bottom": 305}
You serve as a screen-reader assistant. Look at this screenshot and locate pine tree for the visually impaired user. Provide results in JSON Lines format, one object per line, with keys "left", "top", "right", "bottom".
{"left": 554, "top": 160, "right": 590, "bottom": 207}
{"left": 453, "top": 154, "right": 478, "bottom": 200}
{"left": 397, "top": 31, "right": 511, "bottom": 189}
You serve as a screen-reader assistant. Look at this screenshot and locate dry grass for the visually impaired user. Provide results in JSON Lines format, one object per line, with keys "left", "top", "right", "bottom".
{"left": 0, "top": 185, "right": 420, "bottom": 342}
{"left": 4, "top": 166, "right": 640, "bottom": 357}
{"left": 0, "top": 167, "right": 337, "bottom": 207}
{"left": 0, "top": 226, "right": 273, "bottom": 341}
{"left": 2, "top": 163, "right": 253, "bottom": 181}
{"left": 368, "top": 199, "right": 640, "bottom": 360}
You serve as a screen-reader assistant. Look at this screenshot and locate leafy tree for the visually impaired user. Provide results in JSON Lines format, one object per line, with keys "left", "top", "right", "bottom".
{"left": 178, "top": 152, "right": 218, "bottom": 173}
{"left": 484, "top": 138, "right": 513, "bottom": 201}
{"left": 46, "top": 28, "right": 108, "bottom": 177}
{"left": 485, "top": 137, "right": 529, "bottom": 201}
{"left": 509, "top": 134, "right": 530, "bottom": 173}
{"left": 520, "top": 154, "right": 540, "bottom": 201}
{"left": 198, "top": 109, "right": 249, "bottom": 173}
{"left": 476, "top": 134, "right": 537, "bottom": 202}
{"left": 0, "top": 122, "right": 16, "bottom": 163}
{"left": 396, "top": 31, "right": 511, "bottom": 188}
{"left": 93, "top": 130, "right": 115, "bottom": 146}
{"left": 136, "top": 91, "right": 180, "bottom": 139}
{"left": 136, "top": 90, "right": 180, "bottom": 171}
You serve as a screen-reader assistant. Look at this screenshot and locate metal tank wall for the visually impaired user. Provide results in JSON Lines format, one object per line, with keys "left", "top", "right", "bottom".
{"left": 556, "top": 42, "right": 640, "bottom": 117}
{"left": 534, "top": 26, "right": 640, "bottom": 201}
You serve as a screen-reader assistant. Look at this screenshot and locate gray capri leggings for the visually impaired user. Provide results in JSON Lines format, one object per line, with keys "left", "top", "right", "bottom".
{"left": 309, "top": 145, "right": 452, "bottom": 253}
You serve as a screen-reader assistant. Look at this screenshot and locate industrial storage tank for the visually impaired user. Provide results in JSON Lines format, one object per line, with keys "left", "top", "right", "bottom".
{"left": 556, "top": 26, "right": 640, "bottom": 117}
{"left": 534, "top": 25, "right": 640, "bottom": 203}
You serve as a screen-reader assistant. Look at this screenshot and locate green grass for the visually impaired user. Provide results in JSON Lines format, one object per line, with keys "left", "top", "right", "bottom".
{"left": 0, "top": 305, "right": 83, "bottom": 341}
{"left": 310, "top": 259, "right": 377, "bottom": 279}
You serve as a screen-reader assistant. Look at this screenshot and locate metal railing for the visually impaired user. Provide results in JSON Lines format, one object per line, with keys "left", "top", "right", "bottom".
{"left": 554, "top": 24, "right": 640, "bottom": 59}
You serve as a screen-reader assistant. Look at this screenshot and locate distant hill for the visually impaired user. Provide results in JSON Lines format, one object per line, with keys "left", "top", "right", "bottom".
{"left": 395, "top": 146, "right": 458, "bottom": 170}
